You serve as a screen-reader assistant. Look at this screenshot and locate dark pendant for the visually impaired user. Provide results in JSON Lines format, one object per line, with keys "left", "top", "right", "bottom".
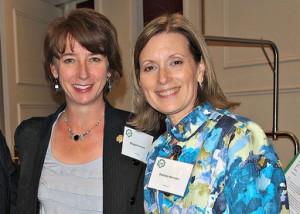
{"left": 73, "top": 135, "right": 80, "bottom": 141}
{"left": 173, "top": 145, "right": 182, "bottom": 156}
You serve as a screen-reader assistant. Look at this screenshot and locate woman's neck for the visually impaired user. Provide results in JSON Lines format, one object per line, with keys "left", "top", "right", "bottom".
{"left": 64, "top": 99, "right": 106, "bottom": 125}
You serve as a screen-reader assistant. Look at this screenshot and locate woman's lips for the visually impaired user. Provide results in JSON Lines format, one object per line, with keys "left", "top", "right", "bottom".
{"left": 156, "top": 87, "right": 180, "bottom": 97}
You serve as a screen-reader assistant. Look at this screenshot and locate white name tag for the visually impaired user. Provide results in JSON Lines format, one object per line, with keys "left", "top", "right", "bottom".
{"left": 148, "top": 157, "right": 193, "bottom": 196}
{"left": 121, "top": 126, "right": 153, "bottom": 163}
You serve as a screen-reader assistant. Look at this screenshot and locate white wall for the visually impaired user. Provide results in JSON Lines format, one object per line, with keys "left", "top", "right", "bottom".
{"left": 96, "top": 0, "right": 141, "bottom": 112}
{"left": 204, "top": 1, "right": 300, "bottom": 167}
{"left": 0, "top": 0, "right": 63, "bottom": 152}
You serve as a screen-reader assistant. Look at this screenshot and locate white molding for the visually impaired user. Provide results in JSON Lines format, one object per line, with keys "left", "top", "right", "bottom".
{"left": 223, "top": 52, "right": 300, "bottom": 69}
{"left": 226, "top": 85, "right": 300, "bottom": 97}
{"left": 40, "top": 0, "right": 86, "bottom": 7}
{"left": 13, "top": 9, "right": 49, "bottom": 86}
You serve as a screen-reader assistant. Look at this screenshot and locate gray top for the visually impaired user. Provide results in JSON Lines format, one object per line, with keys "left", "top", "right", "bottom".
{"left": 38, "top": 118, "right": 103, "bottom": 214}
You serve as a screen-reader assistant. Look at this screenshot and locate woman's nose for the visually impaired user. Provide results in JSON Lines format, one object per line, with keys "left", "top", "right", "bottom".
{"left": 158, "top": 67, "right": 171, "bottom": 84}
{"left": 77, "top": 62, "right": 89, "bottom": 79}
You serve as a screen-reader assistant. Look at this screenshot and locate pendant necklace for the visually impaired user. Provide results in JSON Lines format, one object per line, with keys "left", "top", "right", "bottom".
{"left": 63, "top": 114, "right": 105, "bottom": 141}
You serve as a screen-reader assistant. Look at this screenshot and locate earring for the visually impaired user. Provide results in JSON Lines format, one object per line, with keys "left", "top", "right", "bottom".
{"left": 54, "top": 78, "right": 60, "bottom": 93}
{"left": 107, "top": 77, "right": 112, "bottom": 92}
{"left": 199, "top": 82, "right": 203, "bottom": 90}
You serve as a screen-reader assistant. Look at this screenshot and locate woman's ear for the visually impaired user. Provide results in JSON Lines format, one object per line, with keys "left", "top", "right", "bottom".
{"left": 50, "top": 64, "right": 58, "bottom": 78}
{"left": 197, "top": 60, "right": 205, "bottom": 83}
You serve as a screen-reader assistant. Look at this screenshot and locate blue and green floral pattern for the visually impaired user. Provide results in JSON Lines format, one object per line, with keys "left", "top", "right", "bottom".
{"left": 144, "top": 103, "right": 289, "bottom": 213}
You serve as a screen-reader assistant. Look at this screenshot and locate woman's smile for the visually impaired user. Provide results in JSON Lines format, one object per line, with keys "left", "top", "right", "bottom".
{"left": 155, "top": 87, "right": 180, "bottom": 97}
{"left": 73, "top": 84, "right": 92, "bottom": 90}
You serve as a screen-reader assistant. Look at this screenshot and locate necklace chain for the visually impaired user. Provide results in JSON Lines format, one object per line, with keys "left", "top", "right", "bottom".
{"left": 63, "top": 114, "right": 105, "bottom": 141}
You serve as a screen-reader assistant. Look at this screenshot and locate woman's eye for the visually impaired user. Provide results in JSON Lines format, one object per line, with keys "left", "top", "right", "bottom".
{"left": 63, "top": 58, "right": 74, "bottom": 63}
{"left": 90, "top": 57, "right": 101, "bottom": 62}
{"left": 143, "top": 65, "right": 156, "bottom": 72}
{"left": 171, "top": 60, "right": 183, "bottom": 66}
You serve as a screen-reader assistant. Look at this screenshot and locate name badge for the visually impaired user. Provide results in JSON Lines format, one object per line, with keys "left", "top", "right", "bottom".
{"left": 147, "top": 157, "right": 193, "bottom": 196}
{"left": 121, "top": 126, "right": 153, "bottom": 163}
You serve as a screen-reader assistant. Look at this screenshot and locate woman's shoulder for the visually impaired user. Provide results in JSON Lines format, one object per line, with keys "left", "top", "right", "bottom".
{"left": 111, "top": 107, "right": 132, "bottom": 117}
{"left": 215, "top": 109, "right": 270, "bottom": 150}
{"left": 215, "top": 108, "right": 263, "bottom": 131}
{"left": 15, "top": 117, "right": 47, "bottom": 136}
{"left": 105, "top": 102, "right": 133, "bottom": 120}
{"left": 16, "top": 104, "right": 64, "bottom": 132}
{"left": 15, "top": 104, "right": 64, "bottom": 140}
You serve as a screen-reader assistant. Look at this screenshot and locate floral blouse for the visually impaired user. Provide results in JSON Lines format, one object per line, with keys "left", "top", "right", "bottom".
{"left": 144, "top": 103, "right": 289, "bottom": 214}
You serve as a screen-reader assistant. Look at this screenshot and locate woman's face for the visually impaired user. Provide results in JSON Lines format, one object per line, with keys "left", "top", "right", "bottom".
{"left": 51, "top": 38, "right": 110, "bottom": 106}
{"left": 139, "top": 32, "right": 205, "bottom": 125}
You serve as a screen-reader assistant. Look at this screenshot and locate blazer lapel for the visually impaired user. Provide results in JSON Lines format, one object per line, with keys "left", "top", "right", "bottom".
{"left": 103, "top": 102, "right": 129, "bottom": 213}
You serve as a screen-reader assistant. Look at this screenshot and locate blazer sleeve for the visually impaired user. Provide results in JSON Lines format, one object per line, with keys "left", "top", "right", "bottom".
{"left": 0, "top": 130, "right": 18, "bottom": 214}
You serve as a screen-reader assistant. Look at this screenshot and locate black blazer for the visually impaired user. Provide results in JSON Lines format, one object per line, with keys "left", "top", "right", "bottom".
{"left": 0, "top": 130, "right": 17, "bottom": 214}
{"left": 14, "top": 101, "right": 145, "bottom": 214}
